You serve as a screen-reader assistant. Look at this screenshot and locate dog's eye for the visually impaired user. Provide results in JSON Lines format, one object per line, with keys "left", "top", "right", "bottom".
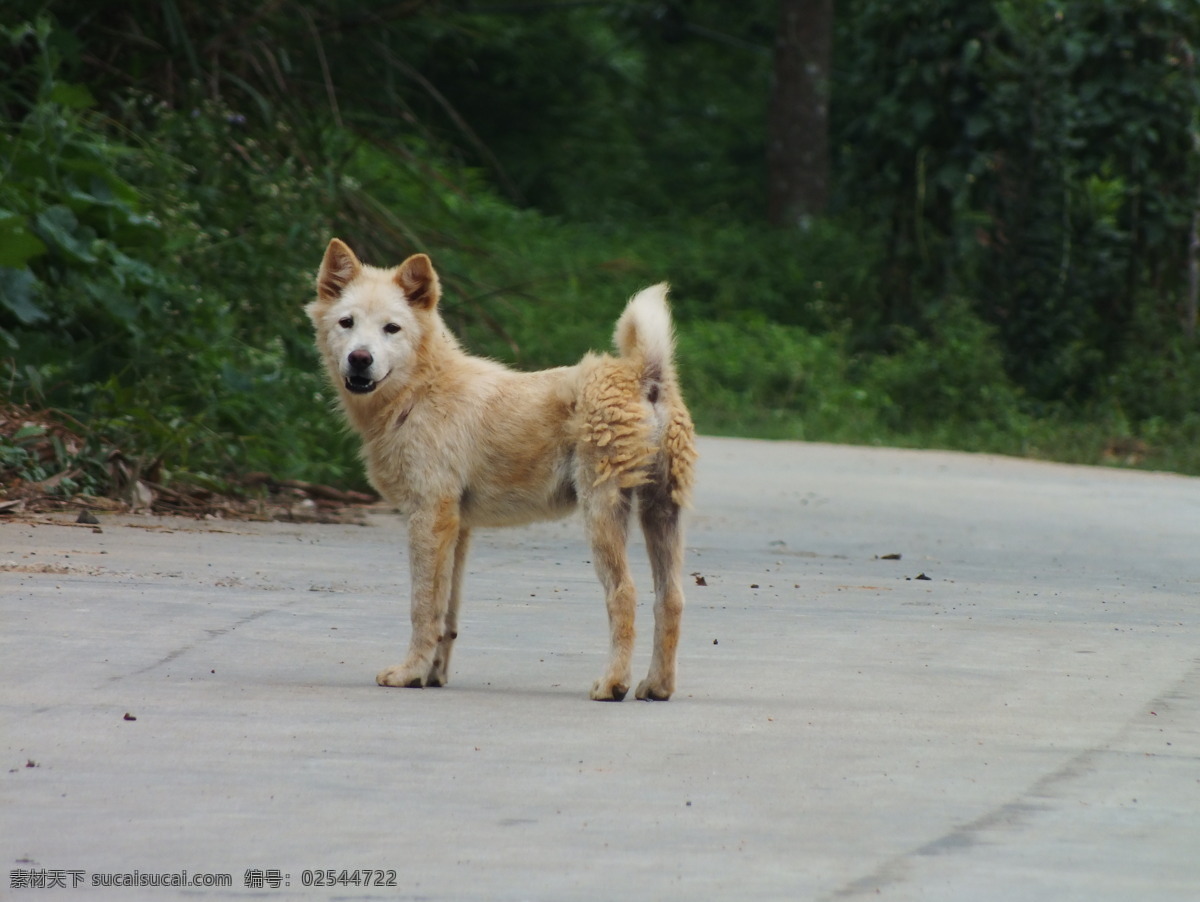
{"left": 338, "top": 316, "right": 354, "bottom": 329}
{"left": 383, "top": 323, "right": 402, "bottom": 335}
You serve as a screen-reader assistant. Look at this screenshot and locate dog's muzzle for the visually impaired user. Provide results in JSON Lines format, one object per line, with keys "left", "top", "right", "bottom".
{"left": 344, "top": 349, "right": 377, "bottom": 394}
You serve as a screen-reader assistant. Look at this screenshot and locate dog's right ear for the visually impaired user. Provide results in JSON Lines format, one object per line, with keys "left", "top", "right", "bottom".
{"left": 316, "top": 238, "right": 362, "bottom": 303}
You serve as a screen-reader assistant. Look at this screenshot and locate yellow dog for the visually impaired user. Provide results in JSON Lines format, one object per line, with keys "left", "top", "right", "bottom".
{"left": 308, "top": 240, "right": 696, "bottom": 700}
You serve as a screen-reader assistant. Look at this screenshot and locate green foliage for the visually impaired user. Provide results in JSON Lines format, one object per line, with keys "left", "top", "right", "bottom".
{"left": 399, "top": 2, "right": 775, "bottom": 220}
{"left": 627, "top": 216, "right": 885, "bottom": 332}
{"left": 864, "top": 298, "right": 1025, "bottom": 437}
{"left": 1107, "top": 294, "right": 1200, "bottom": 425}
{"left": 0, "top": 19, "right": 359, "bottom": 489}
{"left": 0, "top": 423, "right": 53, "bottom": 485}
{"left": 2, "top": 3, "right": 1198, "bottom": 505}
{"left": 675, "top": 319, "right": 876, "bottom": 440}
{"left": 836, "top": 0, "right": 1200, "bottom": 400}
{"left": 1, "top": 20, "right": 184, "bottom": 382}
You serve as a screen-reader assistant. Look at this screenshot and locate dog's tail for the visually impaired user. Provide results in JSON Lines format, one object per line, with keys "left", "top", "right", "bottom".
{"left": 612, "top": 283, "right": 695, "bottom": 505}
{"left": 614, "top": 283, "right": 676, "bottom": 391}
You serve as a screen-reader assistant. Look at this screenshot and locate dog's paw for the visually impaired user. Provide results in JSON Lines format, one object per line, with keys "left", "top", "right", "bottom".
{"left": 634, "top": 677, "right": 673, "bottom": 701}
{"left": 376, "top": 665, "right": 426, "bottom": 688}
{"left": 425, "top": 658, "right": 449, "bottom": 688}
{"left": 589, "top": 679, "right": 629, "bottom": 702}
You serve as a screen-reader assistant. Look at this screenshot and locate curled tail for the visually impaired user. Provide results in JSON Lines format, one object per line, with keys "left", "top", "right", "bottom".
{"left": 612, "top": 283, "right": 696, "bottom": 506}
{"left": 614, "top": 282, "right": 676, "bottom": 395}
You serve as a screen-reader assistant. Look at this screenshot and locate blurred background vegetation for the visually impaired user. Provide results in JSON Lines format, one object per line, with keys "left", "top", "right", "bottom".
{"left": 1, "top": 0, "right": 1198, "bottom": 502}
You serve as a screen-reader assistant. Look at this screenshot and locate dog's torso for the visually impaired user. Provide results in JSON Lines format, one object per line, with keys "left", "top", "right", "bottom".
{"left": 356, "top": 346, "right": 672, "bottom": 530}
{"left": 361, "top": 357, "right": 585, "bottom": 528}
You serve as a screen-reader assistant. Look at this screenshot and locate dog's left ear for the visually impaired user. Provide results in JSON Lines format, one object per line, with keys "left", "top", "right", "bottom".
{"left": 317, "top": 238, "right": 362, "bottom": 303}
{"left": 395, "top": 253, "right": 440, "bottom": 310}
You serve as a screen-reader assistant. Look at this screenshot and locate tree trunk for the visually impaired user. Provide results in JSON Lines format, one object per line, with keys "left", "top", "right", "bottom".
{"left": 767, "top": 0, "right": 833, "bottom": 228}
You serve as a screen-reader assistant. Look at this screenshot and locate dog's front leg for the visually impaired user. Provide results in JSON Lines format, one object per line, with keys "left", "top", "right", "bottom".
{"left": 377, "top": 498, "right": 461, "bottom": 688}
{"left": 427, "top": 526, "right": 470, "bottom": 687}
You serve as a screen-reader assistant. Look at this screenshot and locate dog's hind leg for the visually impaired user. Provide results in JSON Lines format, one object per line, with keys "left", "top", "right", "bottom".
{"left": 428, "top": 526, "right": 470, "bottom": 687}
{"left": 634, "top": 481, "right": 685, "bottom": 701}
{"left": 378, "top": 498, "right": 462, "bottom": 689}
{"left": 585, "top": 486, "right": 637, "bottom": 701}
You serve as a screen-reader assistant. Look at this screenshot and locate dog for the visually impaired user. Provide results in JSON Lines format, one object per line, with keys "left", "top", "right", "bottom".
{"left": 307, "top": 239, "right": 696, "bottom": 700}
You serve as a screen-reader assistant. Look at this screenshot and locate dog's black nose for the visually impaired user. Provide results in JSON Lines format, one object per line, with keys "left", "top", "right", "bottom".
{"left": 348, "top": 349, "right": 373, "bottom": 371}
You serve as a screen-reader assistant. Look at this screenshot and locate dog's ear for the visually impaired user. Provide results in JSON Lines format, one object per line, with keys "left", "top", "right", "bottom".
{"left": 395, "top": 253, "right": 440, "bottom": 310}
{"left": 317, "top": 238, "right": 362, "bottom": 303}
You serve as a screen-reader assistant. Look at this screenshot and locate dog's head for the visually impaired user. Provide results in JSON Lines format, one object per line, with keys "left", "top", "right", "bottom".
{"left": 306, "top": 239, "right": 440, "bottom": 398}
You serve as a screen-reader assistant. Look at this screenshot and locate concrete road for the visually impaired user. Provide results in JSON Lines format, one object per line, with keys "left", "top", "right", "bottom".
{"left": 3, "top": 436, "right": 1198, "bottom": 900}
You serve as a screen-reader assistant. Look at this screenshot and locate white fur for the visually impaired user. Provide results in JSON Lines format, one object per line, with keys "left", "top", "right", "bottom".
{"left": 615, "top": 282, "right": 674, "bottom": 367}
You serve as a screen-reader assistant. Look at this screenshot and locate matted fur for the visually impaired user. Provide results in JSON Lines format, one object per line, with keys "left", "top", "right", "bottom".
{"left": 307, "top": 239, "right": 696, "bottom": 700}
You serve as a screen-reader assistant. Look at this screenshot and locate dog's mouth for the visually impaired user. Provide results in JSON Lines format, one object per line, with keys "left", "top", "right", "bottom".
{"left": 344, "top": 375, "right": 378, "bottom": 394}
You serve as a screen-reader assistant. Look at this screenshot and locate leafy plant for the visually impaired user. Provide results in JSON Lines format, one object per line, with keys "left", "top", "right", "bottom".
{"left": 3, "top": 2, "right": 1199, "bottom": 509}
{"left": 835, "top": 0, "right": 1200, "bottom": 399}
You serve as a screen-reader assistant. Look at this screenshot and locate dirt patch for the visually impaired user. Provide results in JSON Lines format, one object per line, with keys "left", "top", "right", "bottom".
{"left": 1, "top": 403, "right": 377, "bottom": 524}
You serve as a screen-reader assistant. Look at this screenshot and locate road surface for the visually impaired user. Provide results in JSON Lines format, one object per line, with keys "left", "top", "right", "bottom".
{"left": 3, "top": 436, "right": 1198, "bottom": 900}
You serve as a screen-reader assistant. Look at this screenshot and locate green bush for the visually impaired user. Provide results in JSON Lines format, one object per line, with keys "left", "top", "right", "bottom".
{"left": 676, "top": 319, "right": 878, "bottom": 440}
{"left": 0, "top": 21, "right": 360, "bottom": 490}
{"left": 864, "top": 298, "right": 1025, "bottom": 436}
{"left": 836, "top": 0, "right": 1200, "bottom": 400}
{"left": 4, "top": 7, "right": 1199, "bottom": 504}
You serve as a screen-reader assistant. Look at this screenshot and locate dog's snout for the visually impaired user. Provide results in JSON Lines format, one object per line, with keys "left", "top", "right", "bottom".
{"left": 342, "top": 346, "right": 381, "bottom": 394}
